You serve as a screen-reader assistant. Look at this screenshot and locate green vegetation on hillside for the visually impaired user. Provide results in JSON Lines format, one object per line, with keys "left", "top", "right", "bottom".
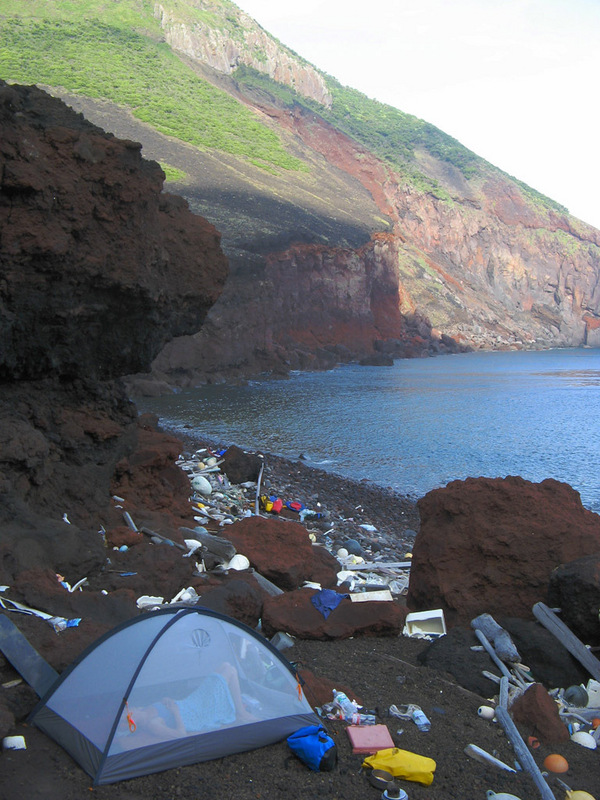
{"left": 0, "top": 10, "right": 305, "bottom": 173}
{"left": 234, "top": 65, "right": 570, "bottom": 214}
{"left": 0, "top": 0, "right": 573, "bottom": 215}
{"left": 159, "top": 162, "right": 188, "bottom": 183}
{"left": 234, "top": 65, "right": 457, "bottom": 198}
{"left": 325, "top": 79, "right": 480, "bottom": 177}
{"left": 0, "top": 0, "right": 161, "bottom": 31}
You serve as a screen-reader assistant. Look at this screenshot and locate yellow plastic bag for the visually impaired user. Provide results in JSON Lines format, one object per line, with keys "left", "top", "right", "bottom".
{"left": 363, "top": 747, "right": 436, "bottom": 786}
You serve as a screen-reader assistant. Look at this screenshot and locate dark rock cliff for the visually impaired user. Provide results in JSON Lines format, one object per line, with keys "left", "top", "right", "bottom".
{"left": 0, "top": 81, "right": 227, "bottom": 567}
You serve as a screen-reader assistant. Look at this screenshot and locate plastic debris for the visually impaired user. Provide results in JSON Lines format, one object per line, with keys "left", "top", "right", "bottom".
{"left": 464, "top": 743, "right": 516, "bottom": 772}
{"left": 0, "top": 595, "right": 81, "bottom": 632}
{"left": 2, "top": 736, "right": 26, "bottom": 751}
{"left": 136, "top": 595, "right": 164, "bottom": 610}
{"left": 169, "top": 587, "right": 200, "bottom": 605}
{"left": 56, "top": 574, "right": 88, "bottom": 592}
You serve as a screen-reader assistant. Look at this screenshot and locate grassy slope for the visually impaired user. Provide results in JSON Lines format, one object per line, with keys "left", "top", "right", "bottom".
{"left": 0, "top": 0, "right": 303, "bottom": 172}
{"left": 0, "top": 0, "right": 569, "bottom": 216}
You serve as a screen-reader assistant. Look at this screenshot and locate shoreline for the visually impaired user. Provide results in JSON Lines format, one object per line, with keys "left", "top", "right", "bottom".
{"left": 155, "top": 420, "right": 421, "bottom": 562}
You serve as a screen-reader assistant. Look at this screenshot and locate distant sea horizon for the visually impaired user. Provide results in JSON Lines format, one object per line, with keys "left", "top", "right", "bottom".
{"left": 139, "top": 347, "right": 600, "bottom": 514}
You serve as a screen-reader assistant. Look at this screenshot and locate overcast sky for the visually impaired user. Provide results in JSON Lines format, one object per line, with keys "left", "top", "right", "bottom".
{"left": 236, "top": 0, "right": 600, "bottom": 230}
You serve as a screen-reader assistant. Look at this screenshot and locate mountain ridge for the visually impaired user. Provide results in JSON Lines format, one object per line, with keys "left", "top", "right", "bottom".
{"left": 1, "top": 0, "right": 599, "bottom": 384}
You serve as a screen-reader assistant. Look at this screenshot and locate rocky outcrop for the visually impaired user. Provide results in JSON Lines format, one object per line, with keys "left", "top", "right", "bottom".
{"left": 0, "top": 81, "right": 227, "bottom": 383}
{"left": 222, "top": 516, "right": 339, "bottom": 592}
{"left": 261, "top": 587, "right": 408, "bottom": 640}
{"left": 548, "top": 554, "right": 600, "bottom": 646}
{"left": 0, "top": 81, "right": 228, "bottom": 629}
{"left": 406, "top": 476, "right": 600, "bottom": 629}
{"left": 154, "top": 3, "right": 332, "bottom": 106}
{"left": 125, "top": 96, "right": 600, "bottom": 387}
{"left": 276, "top": 104, "right": 600, "bottom": 353}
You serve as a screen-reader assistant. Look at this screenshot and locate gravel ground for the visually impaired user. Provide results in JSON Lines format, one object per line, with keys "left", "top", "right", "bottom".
{"left": 1, "top": 439, "right": 597, "bottom": 800}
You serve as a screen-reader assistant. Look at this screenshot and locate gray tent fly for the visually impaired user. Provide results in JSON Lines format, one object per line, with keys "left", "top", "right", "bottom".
{"left": 29, "top": 606, "right": 319, "bottom": 785}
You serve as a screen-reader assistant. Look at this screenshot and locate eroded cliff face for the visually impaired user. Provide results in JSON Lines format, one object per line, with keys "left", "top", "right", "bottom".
{"left": 145, "top": 97, "right": 600, "bottom": 387}
{"left": 153, "top": 2, "right": 332, "bottom": 107}
{"left": 0, "top": 82, "right": 227, "bottom": 538}
{"left": 277, "top": 104, "right": 600, "bottom": 352}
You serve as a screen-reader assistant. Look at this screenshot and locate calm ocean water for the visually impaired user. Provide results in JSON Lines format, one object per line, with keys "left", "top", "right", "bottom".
{"left": 140, "top": 348, "right": 600, "bottom": 513}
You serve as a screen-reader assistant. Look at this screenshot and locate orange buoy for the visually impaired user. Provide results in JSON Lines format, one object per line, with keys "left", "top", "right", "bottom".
{"left": 543, "top": 753, "right": 569, "bottom": 773}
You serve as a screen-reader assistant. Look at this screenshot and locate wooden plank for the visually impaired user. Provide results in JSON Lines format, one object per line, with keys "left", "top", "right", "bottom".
{"left": 339, "top": 562, "right": 412, "bottom": 571}
{"left": 495, "top": 701, "right": 555, "bottom": 800}
{"left": 532, "top": 602, "right": 600, "bottom": 682}
{"left": 0, "top": 614, "right": 58, "bottom": 697}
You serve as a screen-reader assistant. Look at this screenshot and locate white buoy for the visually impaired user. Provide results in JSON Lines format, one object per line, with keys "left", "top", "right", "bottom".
{"left": 570, "top": 730, "right": 597, "bottom": 749}
{"left": 478, "top": 705, "right": 496, "bottom": 720}
{"left": 191, "top": 475, "right": 212, "bottom": 496}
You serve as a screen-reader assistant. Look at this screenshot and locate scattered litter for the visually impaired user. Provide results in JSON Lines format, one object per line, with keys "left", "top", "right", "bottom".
{"left": 2, "top": 736, "right": 26, "bottom": 751}
{"left": 0, "top": 595, "right": 81, "bottom": 633}
{"left": 543, "top": 753, "right": 569, "bottom": 773}
{"left": 221, "top": 554, "right": 250, "bottom": 571}
{"left": 169, "top": 587, "right": 199, "bottom": 605}
{"left": 570, "top": 730, "right": 596, "bottom": 749}
{"left": 362, "top": 748, "right": 436, "bottom": 786}
{"left": 403, "top": 609, "right": 446, "bottom": 639}
{"left": 347, "top": 723, "right": 394, "bottom": 753}
{"left": 464, "top": 743, "right": 516, "bottom": 772}
{"left": 56, "top": 574, "right": 88, "bottom": 592}
{"left": 388, "top": 704, "right": 430, "bottom": 731}
{"left": 311, "top": 589, "right": 348, "bottom": 619}
{"left": 349, "top": 589, "right": 393, "bottom": 603}
{"left": 136, "top": 595, "right": 164, "bottom": 610}
{"left": 2, "top": 679, "right": 22, "bottom": 689}
{"left": 270, "top": 631, "right": 295, "bottom": 651}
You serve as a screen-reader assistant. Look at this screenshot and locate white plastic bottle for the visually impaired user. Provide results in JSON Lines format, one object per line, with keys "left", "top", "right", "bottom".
{"left": 411, "top": 707, "right": 431, "bottom": 731}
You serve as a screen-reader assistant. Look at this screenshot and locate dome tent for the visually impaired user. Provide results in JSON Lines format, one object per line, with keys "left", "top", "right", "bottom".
{"left": 29, "top": 606, "right": 320, "bottom": 785}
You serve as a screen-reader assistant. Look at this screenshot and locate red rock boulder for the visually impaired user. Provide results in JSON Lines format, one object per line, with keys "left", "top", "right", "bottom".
{"left": 511, "top": 683, "right": 570, "bottom": 745}
{"left": 223, "top": 516, "right": 338, "bottom": 591}
{"left": 407, "top": 477, "right": 600, "bottom": 626}
{"left": 261, "top": 587, "right": 407, "bottom": 640}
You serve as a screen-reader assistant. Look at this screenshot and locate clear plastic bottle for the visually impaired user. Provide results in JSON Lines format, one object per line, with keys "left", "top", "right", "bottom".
{"left": 411, "top": 707, "right": 431, "bottom": 732}
{"left": 332, "top": 690, "right": 358, "bottom": 721}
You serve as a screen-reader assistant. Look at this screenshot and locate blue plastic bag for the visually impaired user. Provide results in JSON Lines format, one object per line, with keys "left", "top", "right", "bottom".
{"left": 287, "top": 724, "right": 337, "bottom": 771}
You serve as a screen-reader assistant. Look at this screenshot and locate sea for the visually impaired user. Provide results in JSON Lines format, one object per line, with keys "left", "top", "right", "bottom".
{"left": 139, "top": 348, "right": 600, "bottom": 514}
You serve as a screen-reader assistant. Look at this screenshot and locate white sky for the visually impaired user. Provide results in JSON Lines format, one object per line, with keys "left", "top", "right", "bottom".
{"left": 235, "top": 0, "right": 600, "bottom": 230}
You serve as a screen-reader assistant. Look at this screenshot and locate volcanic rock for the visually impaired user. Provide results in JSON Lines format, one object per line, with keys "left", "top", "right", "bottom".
{"left": 222, "top": 516, "right": 338, "bottom": 591}
{"left": 407, "top": 477, "right": 600, "bottom": 626}
{"left": 0, "top": 80, "right": 228, "bottom": 383}
{"left": 261, "top": 587, "right": 407, "bottom": 640}
{"left": 194, "top": 577, "right": 263, "bottom": 629}
{"left": 511, "top": 683, "right": 570, "bottom": 745}
{"left": 0, "top": 82, "right": 229, "bottom": 700}
{"left": 547, "top": 554, "right": 600, "bottom": 646}
{"left": 221, "top": 444, "right": 264, "bottom": 484}
{"left": 419, "top": 619, "right": 589, "bottom": 697}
